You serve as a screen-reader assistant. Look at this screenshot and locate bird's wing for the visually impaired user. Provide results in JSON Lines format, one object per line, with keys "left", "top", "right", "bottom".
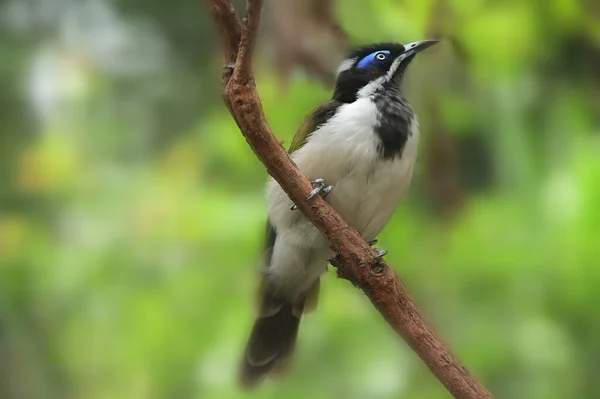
{"left": 287, "top": 100, "right": 342, "bottom": 154}
{"left": 265, "top": 100, "right": 342, "bottom": 248}
{"left": 264, "top": 100, "right": 341, "bottom": 258}
{"left": 261, "top": 100, "right": 342, "bottom": 290}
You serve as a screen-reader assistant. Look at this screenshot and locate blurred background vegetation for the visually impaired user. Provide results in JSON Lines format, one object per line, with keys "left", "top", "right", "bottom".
{"left": 0, "top": 0, "right": 599, "bottom": 398}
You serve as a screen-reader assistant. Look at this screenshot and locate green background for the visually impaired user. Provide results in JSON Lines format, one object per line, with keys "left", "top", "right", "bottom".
{"left": 1, "top": 0, "right": 599, "bottom": 398}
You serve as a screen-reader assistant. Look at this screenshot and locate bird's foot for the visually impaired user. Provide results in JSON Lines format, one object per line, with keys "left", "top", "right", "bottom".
{"left": 291, "top": 178, "right": 333, "bottom": 210}
{"left": 367, "top": 238, "right": 386, "bottom": 257}
{"left": 307, "top": 178, "right": 333, "bottom": 200}
{"left": 375, "top": 248, "right": 388, "bottom": 258}
{"left": 326, "top": 240, "right": 384, "bottom": 263}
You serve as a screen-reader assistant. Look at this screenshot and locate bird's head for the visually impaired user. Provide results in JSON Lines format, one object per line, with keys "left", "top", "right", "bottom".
{"left": 333, "top": 40, "right": 438, "bottom": 103}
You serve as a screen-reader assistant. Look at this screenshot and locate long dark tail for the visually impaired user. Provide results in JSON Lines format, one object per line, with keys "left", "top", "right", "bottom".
{"left": 239, "top": 300, "right": 301, "bottom": 388}
{"left": 239, "top": 280, "right": 319, "bottom": 388}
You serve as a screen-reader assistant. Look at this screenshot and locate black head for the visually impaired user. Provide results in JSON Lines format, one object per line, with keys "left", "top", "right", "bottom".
{"left": 333, "top": 40, "right": 438, "bottom": 103}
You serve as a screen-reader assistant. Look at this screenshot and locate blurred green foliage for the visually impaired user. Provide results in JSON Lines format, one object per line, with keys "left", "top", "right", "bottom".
{"left": 0, "top": 0, "right": 599, "bottom": 398}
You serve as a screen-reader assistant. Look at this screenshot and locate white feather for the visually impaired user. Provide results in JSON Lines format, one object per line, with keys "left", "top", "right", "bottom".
{"left": 336, "top": 58, "right": 356, "bottom": 77}
{"left": 357, "top": 57, "right": 404, "bottom": 98}
{"left": 265, "top": 98, "right": 419, "bottom": 300}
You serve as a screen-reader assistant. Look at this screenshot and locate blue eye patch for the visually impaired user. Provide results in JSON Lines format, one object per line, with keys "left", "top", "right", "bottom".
{"left": 356, "top": 50, "right": 391, "bottom": 69}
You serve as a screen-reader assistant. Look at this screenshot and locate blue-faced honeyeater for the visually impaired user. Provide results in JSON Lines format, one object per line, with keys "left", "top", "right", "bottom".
{"left": 239, "top": 40, "right": 439, "bottom": 387}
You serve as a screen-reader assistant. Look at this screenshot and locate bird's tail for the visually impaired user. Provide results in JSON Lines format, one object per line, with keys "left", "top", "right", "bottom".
{"left": 239, "top": 279, "right": 320, "bottom": 388}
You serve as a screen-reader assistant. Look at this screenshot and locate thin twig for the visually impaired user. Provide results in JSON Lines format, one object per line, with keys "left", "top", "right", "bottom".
{"left": 233, "top": 0, "right": 262, "bottom": 84}
{"left": 209, "top": 0, "right": 241, "bottom": 67}
{"left": 208, "top": 0, "right": 494, "bottom": 397}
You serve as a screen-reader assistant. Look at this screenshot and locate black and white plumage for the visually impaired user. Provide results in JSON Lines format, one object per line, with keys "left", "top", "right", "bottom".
{"left": 240, "top": 40, "right": 438, "bottom": 387}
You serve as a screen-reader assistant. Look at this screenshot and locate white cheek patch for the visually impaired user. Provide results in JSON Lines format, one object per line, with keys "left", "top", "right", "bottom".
{"left": 356, "top": 54, "right": 408, "bottom": 98}
{"left": 336, "top": 58, "right": 356, "bottom": 77}
{"left": 385, "top": 56, "right": 404, "bottom": 80}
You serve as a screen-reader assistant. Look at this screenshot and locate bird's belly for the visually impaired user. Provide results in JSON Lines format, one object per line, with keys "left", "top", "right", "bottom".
{"left": 327, "top": 156, "right": 415, "bottom": 241}
{"left": 264, "top": 105, "right": 418, "bottom": 299}
{"left": 267, "top": 103, "right": 419, "bottom": 246}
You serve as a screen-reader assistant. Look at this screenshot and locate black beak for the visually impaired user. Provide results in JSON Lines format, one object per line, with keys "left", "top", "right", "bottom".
{"left": 388, "top": 39, "right": 439, "bottom": 81}
{"left": 400, "top": 39, "right": 439, "bottom": 60}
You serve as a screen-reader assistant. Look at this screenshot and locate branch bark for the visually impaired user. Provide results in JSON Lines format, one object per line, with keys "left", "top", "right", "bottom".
{"left": 208, "top": 1, "right": 494, "bottom": 397}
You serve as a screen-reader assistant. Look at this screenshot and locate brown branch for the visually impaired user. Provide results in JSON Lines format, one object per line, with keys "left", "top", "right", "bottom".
{"left": 210, "top": 0, "right": 240, "bottom": 65}
{"left": 208, "top": 1, "right": 494, "bottom": 397}
{"left": 233, "top": 0, "right": 261, "bottom": 84}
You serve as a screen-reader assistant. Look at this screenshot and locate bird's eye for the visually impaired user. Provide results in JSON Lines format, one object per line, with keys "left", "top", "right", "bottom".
{"left": 356, "top": 50, "right": 391, "bottom": 69}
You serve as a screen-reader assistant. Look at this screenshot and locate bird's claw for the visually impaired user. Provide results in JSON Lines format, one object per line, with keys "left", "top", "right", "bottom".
{"left": 290, "top": 178, "right": 333, "bottom": 210}
{"left": 375, "top": 248, "right": 388, "bottom": 258}
{"left": 306, "top": 178, "right": 333, "bottom": 200}
{"left": 368, "top": 239, "right": 385, "bottom": 257}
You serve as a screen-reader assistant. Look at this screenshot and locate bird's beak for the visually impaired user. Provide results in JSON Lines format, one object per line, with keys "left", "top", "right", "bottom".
{"left": 398, "top": 39, "right": 439, "bottom": 62}
{"left": 387, "top": 39, "right": 439, "bottom": 81}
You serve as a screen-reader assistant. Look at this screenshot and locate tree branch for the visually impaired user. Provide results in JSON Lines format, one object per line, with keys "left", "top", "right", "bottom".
{"left": 209, "top": 0, "right": 240, "bottom": 64}
{"left": 208, "top": 1, "right": 494, "bottom": 397}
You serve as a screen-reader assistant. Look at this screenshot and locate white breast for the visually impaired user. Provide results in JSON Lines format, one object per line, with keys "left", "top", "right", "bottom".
{"left": 264, "top": 98, "right": 419, "bottom": 298}
{"left": 267, "top": 98, "right": 419, "bottom": 244}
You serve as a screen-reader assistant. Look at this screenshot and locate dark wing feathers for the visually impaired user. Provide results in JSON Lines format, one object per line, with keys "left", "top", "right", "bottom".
{"left": 288, "top": 100, "right": 342, "bottom": 154}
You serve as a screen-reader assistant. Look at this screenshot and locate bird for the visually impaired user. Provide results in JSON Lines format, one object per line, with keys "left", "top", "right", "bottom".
{"left": 239, "top": 39, "right": 438, "bottom": 387}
